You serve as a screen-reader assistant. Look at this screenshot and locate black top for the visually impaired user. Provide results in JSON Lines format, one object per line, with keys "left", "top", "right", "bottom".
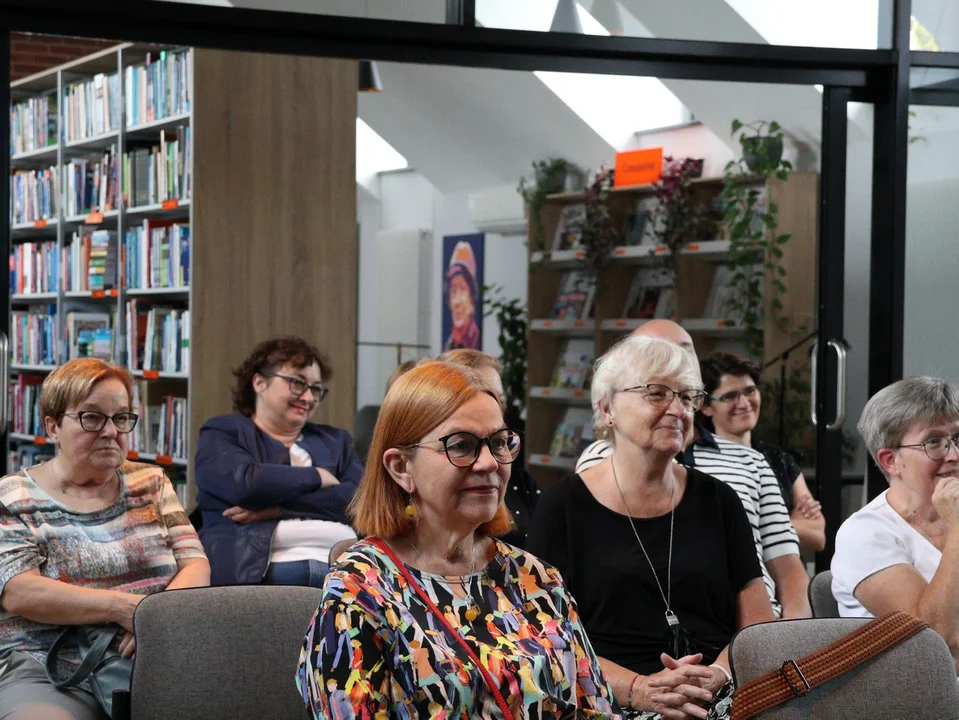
{"left": 752, "top": 440, "right": 803, "bottom": 513}
{"left": 501, "top": 469, "right": 540, "bottom": 549}
{"left": 527, "top": 467, "right": 762, "bottom": 675}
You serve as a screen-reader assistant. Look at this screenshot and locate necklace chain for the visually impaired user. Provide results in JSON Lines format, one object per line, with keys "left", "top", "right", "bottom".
{"left": 409, "top": 540, "right": 478, "bottom": 610}
{"left": 611, "top": 459, "right": 676, "bottom": 617}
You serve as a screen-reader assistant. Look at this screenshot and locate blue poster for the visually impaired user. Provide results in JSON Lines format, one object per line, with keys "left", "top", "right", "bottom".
{"left": 442, "top": 233, "right": 484, "bottom": 351}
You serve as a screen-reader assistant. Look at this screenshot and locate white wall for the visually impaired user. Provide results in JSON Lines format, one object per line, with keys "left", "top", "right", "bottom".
{"left": 355, "top": 170, "right": 529, "bottom": 409}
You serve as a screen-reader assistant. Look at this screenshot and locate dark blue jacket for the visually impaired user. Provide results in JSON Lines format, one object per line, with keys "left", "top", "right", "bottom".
{"left": 194, "top": 414, "right": 364, "bottom": 585}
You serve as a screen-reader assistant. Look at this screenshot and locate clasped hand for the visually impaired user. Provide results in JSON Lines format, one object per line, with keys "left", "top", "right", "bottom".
{"left": 642, "top": 653, "right": 726, "bottom": 720}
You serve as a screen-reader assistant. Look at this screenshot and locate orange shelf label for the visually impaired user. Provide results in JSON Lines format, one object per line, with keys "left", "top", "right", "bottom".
{"left": 541, "top": 389, "right": 552, "bottom": 396}
{"left": 540, "top": 456, "right": 552, "bottom": 464}
{"left": 613, "top": 248, "right": 626, "bottom": 256}
{"left": 572, "top": 390, "right": 584, "bottom": 397}
{"left": 86, "top": 211, "right": 104, "bottom": 224}
{"left": 34, "top": 436, "right": 47, "bottom": 445}
{"left": 614, "top": 320, "right": 627, "bottom": 328}
{"left": 91, "top": 290, "right": 105, "bottom": 299}
{"left": 716, "top": 321, "right": 728, "bottom": 328}
{"left": 687, "top": 244, "right": 700, "bottom": 252}
{"left": 574, "top": 250, "right": 585, "bottom": 259}
{"left": 155, "top": 455, "right": 173, "bottom": 466}
{"left": 653, "top": 246, "right": 667, "bottom": 254}
{"left": 572, "top": 320, "right": 585, "bottom": 328}
{"left": 161, "top": 199, "right": 179, "bottom": 210}
{"left": 142, "top": 369, "right": 160, "bottom": 381}
{"left": 34, "top": 219, "right": 47, "bottom": 229}
{"left": 541, "top": 321, "right": 554, "bottom": 328}
{"left": 127, "top": 450, "right": 140, "bottom": 461}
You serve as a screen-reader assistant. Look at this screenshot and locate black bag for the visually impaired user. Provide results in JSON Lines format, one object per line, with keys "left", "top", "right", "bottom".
{"left": 45, "top": 624, "right": 133, "bottom": 719}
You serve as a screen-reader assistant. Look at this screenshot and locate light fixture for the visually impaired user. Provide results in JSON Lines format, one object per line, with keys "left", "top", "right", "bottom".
{"left": 590, "top": 0, "right": 624, "bottom": 36}
{"left": 359, "top": 60, "right": 383, "bottom": 93}
{"left": 550, "top": 0, "right": 584, "bottom": 34}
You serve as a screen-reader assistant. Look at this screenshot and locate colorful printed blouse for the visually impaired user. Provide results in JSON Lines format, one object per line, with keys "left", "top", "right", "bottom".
{"left": 296, "top": 538, "right": 619, "bottom": 719}
{"left": 0, "top": 462, "right": 207, "bottom": 666}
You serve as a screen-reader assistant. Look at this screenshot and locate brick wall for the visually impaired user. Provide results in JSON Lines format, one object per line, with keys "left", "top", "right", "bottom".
{"left": 10, "top": 33, "right": 117, "bottom": 81}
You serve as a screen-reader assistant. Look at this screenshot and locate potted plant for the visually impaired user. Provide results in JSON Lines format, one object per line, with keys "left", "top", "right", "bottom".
{"left": 575, "top": 164, "right": 620, "bottom": 282}
{"left": 518, "top": 158, "right": 586, "bottom": 251}
{"left": 649, "top": 156, "right": 711, "bottom": 280}
{"left": 482, "top": 284, "right": 527, "bottom": 420}
{"left": 719, "top": 118, "right": 794, "bottom": 359}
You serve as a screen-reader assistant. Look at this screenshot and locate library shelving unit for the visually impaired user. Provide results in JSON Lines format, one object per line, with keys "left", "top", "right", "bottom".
{"left": 8, "top": 43, "right": 359, "bottom": 505}
{"left": 525, "top": 172, "right": 818, "bottom": 487}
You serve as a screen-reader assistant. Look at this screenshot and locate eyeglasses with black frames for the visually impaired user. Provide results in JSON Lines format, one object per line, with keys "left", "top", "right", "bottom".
{"left": 896, "top": 434, "right": 959, "bottom": 461}
{"left": 63, "top": 411, "right": 139, "bottom": 434}
{"left": 710, "top": 385, "right": 759, "bottom": 404}
{"left": 268, "top": 373, "right": 329, "bottom": 402}
{"left": 620, "top": 383, "right": 708, "bottom": 412}
{"left": 407, "top": 429, "right": 523, "bottom": 468}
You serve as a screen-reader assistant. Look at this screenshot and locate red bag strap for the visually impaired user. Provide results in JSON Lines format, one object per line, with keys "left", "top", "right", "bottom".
{"left": 368, "top": 537, "right": 514, "bottom": 719}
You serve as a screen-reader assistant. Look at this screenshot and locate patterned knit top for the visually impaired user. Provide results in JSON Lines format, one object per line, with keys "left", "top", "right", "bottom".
{"left": 0, "top": 462, "right": 207, "bottom": 665}
{"left": 296, "top": 538, "right": 619, "bottom": 720}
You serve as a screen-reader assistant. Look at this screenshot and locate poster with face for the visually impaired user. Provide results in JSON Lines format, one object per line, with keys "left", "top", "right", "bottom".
{"left": 442, "top": 233, "right": 484, "bottom": 352}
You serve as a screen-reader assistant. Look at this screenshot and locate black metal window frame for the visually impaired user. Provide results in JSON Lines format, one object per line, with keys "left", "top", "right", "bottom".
{"left": 2, "top": 0, "right": 953, "bottom": 558}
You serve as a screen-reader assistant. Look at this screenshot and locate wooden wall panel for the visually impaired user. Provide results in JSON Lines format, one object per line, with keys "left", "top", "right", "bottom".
{"left": 190, "top": 49, "right": 357, "bottom": 473}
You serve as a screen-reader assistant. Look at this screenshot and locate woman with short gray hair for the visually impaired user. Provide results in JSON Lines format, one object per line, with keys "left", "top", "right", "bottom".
{"left": 832, "top": 376, "right": 959, "bottom": 670}
{"left": 529, "top": 335, "right": 774, "bottom": 719}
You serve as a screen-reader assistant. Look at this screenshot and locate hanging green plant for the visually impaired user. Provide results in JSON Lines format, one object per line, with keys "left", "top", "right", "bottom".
{"left": 719, "top": 119, "right": 794, "bottom": 359}
{"left": 517, "top": 158, "right": 581, "bottom": 252}
{"left": 481, "top": 284, "right": 528, "bottom": 420}
{"left": 575, "top": 164, "right": 620, "bottom": 281}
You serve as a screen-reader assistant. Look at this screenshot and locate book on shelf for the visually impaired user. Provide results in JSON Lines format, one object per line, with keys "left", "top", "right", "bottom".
{"left": 125, "top": 49, "right": 192, "bottom": 127}
{"left": 10, "top": 241, "right": 59, "bottom": 295}
{"left": 9, "top": 444, "right": 55, "bottom": 474}
{"left": 10, "top": 93, "right": 57, "bottom": 156}
{"left": 66, "top": 312, "right": 116, "bottom": 362}
{"left": 701, "top": 265, "right": 761, "bottom": 322}
{"left": 65, "top": 229, "right": 118, "bottom": 292}
{"left": 10, "top": 373, "right": 45, "bottom": 436}
{"left": 552, "top": 203, "right": 585, "bottom": 251}
{"left": 124, "top": 220, "right": 190, "bottom": 289}
{"left": 547, "top": 407, "right": 595, "bottom": 459}
{"left": 130, "top": 383, "right": 188, "bottom": 461}
{"left": 65, "top": 146, "right": 119, "bottom": 216}
{"left": 63, "top": 72, "right": 121, "bottom": 143}
{"left": 622, "top": 268, "right": 676, "bottom": 320}
{"left": 10, "top": 167, "right": 58, "bottom": 224}
{"left": 550, "top": 338, "right": 594, "bottom": 390}
{"left": 623, "top": 196, "right": 658, "bottom": 246}
{"left": 123, "top": 125, "right": 191, "bottom": 208}
{"left": 11, "top": 307, "right": 57, "bottom": 366}
{"left": 126, "top": 300, "right": 190, "bottom": 374}
{"left": 551, "top": 271, "right": 595, "bottom": 321}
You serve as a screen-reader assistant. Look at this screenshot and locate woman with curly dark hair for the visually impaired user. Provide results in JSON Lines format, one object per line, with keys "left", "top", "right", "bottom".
{"left": 194, "top": 336, "right": 362, "bottom": 586}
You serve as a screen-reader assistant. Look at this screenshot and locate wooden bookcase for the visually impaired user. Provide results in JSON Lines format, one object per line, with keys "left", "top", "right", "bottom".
{"left": 7, "top": 43, "right": 358, "bottom": 506}
{"left": 525, "top": 172, "right": 818, "bottom": 487}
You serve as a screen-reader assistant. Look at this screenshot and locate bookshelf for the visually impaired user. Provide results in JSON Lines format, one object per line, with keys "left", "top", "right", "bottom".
{"left": 8, "top": 44, "right": 359, "bottom": 506}
{"left": 525, "top": 172, "right": 818, "bottom": 487}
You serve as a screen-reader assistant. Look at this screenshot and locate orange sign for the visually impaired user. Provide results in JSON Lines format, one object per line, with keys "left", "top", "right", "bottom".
{"left": 34, "top": 219, "right": 48, "bottom": 229}
{"left": 162, "top": 199, "right": 180, "bottom": 210}
{"left": 614, "top": 147, "right": 663, "bottom": 188}
{"left": 142, "top": 369, "right": 160, "bottom": 381}
{"left": 86, "top": 211, "right": 104, "bottom": 224}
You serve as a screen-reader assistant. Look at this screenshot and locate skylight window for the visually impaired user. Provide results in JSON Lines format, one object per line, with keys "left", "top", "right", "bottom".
{"left": 356, "top": 117, "right": 408, "bottom": 189}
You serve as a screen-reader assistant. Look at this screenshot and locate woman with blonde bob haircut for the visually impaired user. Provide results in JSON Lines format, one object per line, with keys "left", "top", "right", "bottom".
{"left": 529, "top": 335, "right": 774, "bottom": 720}
{"left": 0, "top": 358, "right": 208, "bottom": 720}
{"left": 297, "top": 361, "right": 618, "bottom": 719}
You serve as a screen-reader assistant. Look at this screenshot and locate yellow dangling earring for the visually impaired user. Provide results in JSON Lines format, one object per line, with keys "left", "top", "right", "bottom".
{"left": 404, "top": 493, "right": 417, "bottom": 519}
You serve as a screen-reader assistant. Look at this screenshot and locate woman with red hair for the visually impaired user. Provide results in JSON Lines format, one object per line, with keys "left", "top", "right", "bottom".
{"left": 296, "top": 361, "right": 616, "bottom": 718}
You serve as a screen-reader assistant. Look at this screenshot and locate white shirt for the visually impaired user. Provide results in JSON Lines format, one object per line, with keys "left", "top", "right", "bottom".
{"left": 269, "top": 439, "right": 356, "bottom": 564}
{"left": 832, "top": 489, "right": 942, "bottom": 618}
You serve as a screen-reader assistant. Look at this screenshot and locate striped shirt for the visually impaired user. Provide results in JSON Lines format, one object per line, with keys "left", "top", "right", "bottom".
{"left": 574, "top": 430, "right": 800, "bottom": 616}
{"left": 0, "top": 462, "right": 207, "bottom": 665}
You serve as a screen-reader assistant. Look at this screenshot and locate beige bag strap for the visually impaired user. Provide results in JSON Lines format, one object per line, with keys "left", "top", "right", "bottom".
{"left": 731, "top": 611, "right": 928, "bottom": 720}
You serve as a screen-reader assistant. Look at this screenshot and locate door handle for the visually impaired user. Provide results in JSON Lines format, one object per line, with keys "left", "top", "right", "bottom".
{"left": 810, "top": 340, "right": 818, "bottom": 426}
{"left": 827, "top": 339, "right": 847, "bottom": 431}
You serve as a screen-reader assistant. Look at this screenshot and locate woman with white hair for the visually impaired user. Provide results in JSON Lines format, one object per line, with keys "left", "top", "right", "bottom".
{"left": 832, "top": 376, "right": 959, "bottom": 670}
{"left": 528, "top": 335, "right": 774, "bottom": 720}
